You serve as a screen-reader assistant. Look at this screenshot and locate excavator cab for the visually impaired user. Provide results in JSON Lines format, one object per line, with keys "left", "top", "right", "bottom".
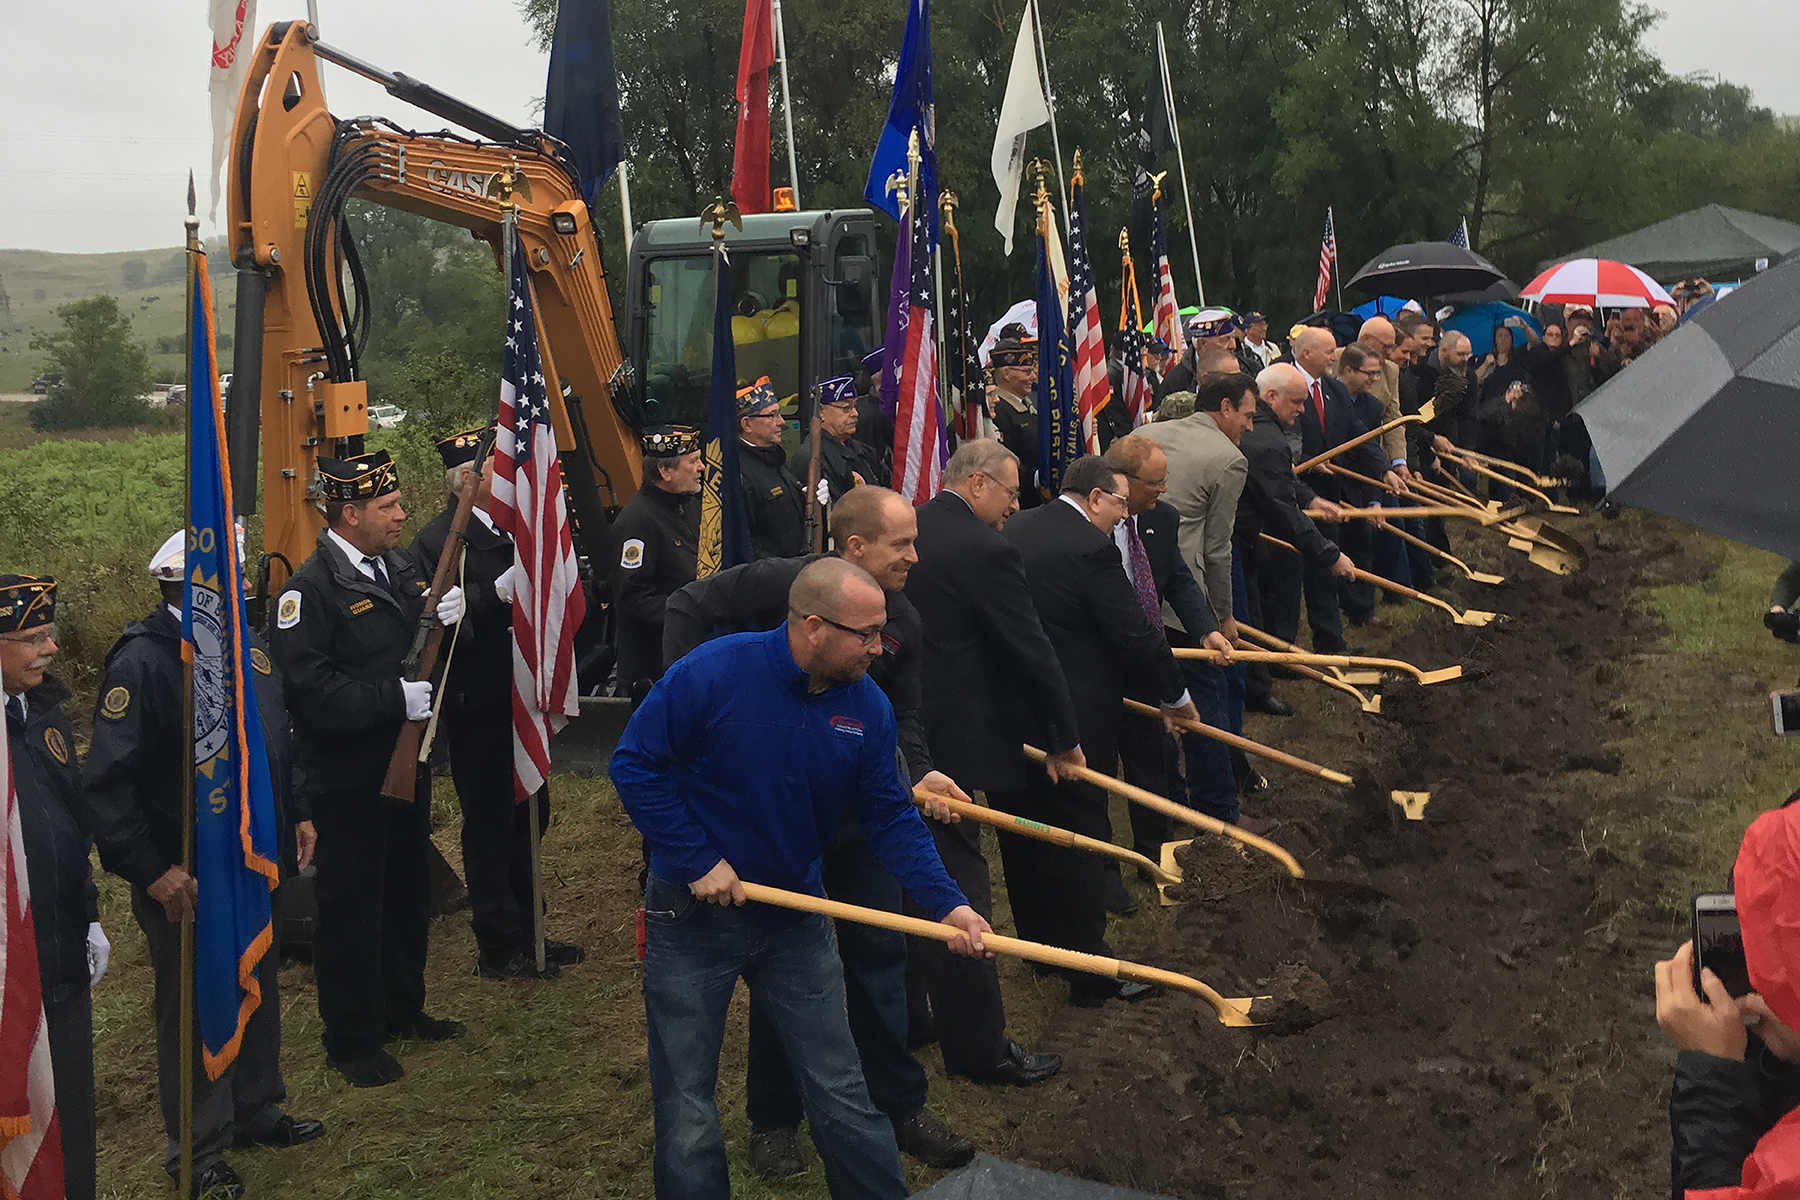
{"left": 623, "top": 210, "right": 882, "bottom": 440}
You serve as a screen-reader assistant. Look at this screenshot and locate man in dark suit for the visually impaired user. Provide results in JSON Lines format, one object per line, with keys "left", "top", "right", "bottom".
{"left": 906, "top": 439, "right": 1075, "bottom": 1075}
{"left": 1325, "top": 342, "right": 1405, "bottom": 624}
{"left": 1098, "top": 435, "right": 1245, "bottom": 896}
{"left": 998, "top": 455, "right": 1199, "bottom": 1006}
{"left": 1238, "top": 366, "right": 1357, "bottom": 713}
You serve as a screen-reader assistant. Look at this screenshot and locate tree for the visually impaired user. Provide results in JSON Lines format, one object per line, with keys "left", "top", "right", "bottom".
{"left": 121, "top": 258, "right": 148, "bottom": 288}
{"left": 28, "top": 296, "right": 154, "bottom": 431}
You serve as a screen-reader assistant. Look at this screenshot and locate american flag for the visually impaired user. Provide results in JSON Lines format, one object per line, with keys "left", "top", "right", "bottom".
{"left": 1149, "top": 189, "right": 1183, "bottom": 357}
{"left": 1, "top": 683, "right": 63, "bottom": 1200}
{"left": 1313, "top": 207, "right": 1337, "bottom": 312}
{"left": 1065, "top": 177, "right": 1111, "bottom": 453}
{"left": 1116, "top": 254, "right": 1154, "bottom": 428}
{"left": 1447, "top": 217, "right": 1470, "bottom": 249}
{"left": 491, "top": 233, "right": 586, "bottom": 802}
{"left": 889, "top": 191, "right": 945, "bottom": 504}
{"left": 941, "top": 219, "right": 992, "bottom": 443}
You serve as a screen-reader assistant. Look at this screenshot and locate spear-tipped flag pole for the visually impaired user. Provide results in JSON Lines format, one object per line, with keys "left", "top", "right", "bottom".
{"left": 696, "top": 200, "right": 754, "bottom": 577}
{"left": 990, "top": 0, "right": 1049, "bottom": 255}
{"left": 1034, "top": 167, "right": 1078, "bottom": 493}
{"left": 1116, "top": 230, "right": 1155, "bottom": 428}
{"left": 1313, "top": 207, "right": 1339, "bottom": 313}
{"left": 1065, "top": 151, "right": 1111, "bottom": 453}
{"left": 1148, "top": 175, "right": 1183, "bottom": 355}
{"left": 886, "top": 132, "right": 946, "bottom": 504}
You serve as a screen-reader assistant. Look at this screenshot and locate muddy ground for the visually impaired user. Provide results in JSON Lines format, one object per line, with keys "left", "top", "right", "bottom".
{"left": 984, "top": 515, "right": 1715, "bottom": 1198}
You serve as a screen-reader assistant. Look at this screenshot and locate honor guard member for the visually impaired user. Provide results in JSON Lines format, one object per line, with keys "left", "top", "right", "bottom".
{"left": 609, "top": 424, "right": 702, "bottom": 701}
{"left": 1, "top": 575, "right": 101, "bottom": 1200}
{"left": 987, "top": 324, "right": 1041, "bottom": 507}
{"left": 790, "top": 375, "right": 888, "bottom": 506}
{"left": 268, "top": 451, "right": 467, "bottom": 1088}
{"left": 736, "top": 377, "right": 808, "bottom": 558}
{"left": 416, "top": 427, "right": 586, "bottom": 979}
{"left": 83, "top": 534, "right": 324, "bottom": 1197}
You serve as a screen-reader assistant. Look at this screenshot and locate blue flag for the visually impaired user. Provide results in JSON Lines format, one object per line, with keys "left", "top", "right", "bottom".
{"left": 186, "top": 250, "right": 280, "bottom": 1081}
{"left": 545, "top": 0, "right": 627, "bottom": 202}
{"left": 1035, "top": 225, "right": 1077, "bottom": 493}
{"left": 697, "top": 251, "right": 753, "bottom": 575}
{"left": 864, "top": 0, "right": 937, "bottom": 244}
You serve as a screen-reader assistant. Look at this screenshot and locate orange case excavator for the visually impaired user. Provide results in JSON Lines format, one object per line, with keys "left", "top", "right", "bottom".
{"left": 223, "top": 19, "right": 639, "bottom": 585}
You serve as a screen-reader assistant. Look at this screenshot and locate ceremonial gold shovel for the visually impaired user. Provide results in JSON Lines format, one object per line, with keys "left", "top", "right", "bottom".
{"left": 1259, "top": 535, "right": 1502, "bottom": 626}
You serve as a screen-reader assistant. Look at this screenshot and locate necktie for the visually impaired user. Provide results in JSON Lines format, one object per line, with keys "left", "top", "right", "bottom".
{"left": 1124, "top": 519, "right": 1164, "bottom": 632}
{"left": 363, "top": 556, "right": 393, "bottom": 595}
{"left": 1310, "top": 380, "right": 1325, "bottom": 431}
{"left": 5, "top": 695, "right": 23, "bottom": 729}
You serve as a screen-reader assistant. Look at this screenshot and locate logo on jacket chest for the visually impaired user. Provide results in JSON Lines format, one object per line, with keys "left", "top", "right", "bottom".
{"left": 828, "top": 715, "right": 864, "bottom": 739}
{"left": 349, "top": 599, "right": 375, "bottom": 616}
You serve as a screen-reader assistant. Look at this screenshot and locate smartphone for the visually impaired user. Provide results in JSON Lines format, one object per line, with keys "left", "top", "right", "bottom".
{"left": 1693, "top": 892, "right": 1752, "bottom": 999}
{"left": 1772, "top": 688, "right": 1800, "bottom": 736}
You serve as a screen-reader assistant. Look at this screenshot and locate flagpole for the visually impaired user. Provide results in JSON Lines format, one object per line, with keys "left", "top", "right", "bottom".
{"left": 1156, "top": 22, "right": 1204, "bottom": 307}
{"left": 772, "top": 0, "right": 801, "bottom": 207}
{"left": 1331, "top": 206, "right": 1343, "bottom": 312}
{"left": 1027, "top": 0, "right": 1068, "bottom": 233}
{"left": 179, "top": 170, "right": 199, "bottom": 1200}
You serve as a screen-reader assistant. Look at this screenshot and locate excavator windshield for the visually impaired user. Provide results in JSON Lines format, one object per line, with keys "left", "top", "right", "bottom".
{"left": 641, "top": 249, "right": 801, "bottom": 427}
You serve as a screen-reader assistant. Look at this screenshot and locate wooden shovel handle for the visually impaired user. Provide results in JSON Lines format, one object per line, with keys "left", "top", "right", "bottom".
{"left": 1171, "top": 645, "right": 1430, "bottom": 686}
{"left": 1292, "top": 414, "right": 1424, "bottom": 475}
{"left": 1021, "top": 744, "right": 1304, "bottom": 877}
{"left": 1260, "top": 532, "right": 1421, "bottom": 600}
{"left": 1438, "top": 450, "right": 1560, "bottom": 509}
{"left": 1123, "top": 697, "right": 1354, "bottom": 787}
{"left": 737, "top": 881, "right": 1258, "bottom": 1026}
{"left": 912, "top": 786, "right": 1177, "bottom": 885}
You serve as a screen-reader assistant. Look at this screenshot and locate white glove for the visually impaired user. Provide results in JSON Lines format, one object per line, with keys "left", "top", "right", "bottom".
{"left": 435, "top": 585, "right": 464, "bottom": 626}
{"left": 815, "top": 478, "right": 831, "bottom": 506}
{"left": 401, "top": 678, "right": 434, "bottom": 721}
{"left": 87, "top": 922, "right": 111, "bottom": 988}
{"left": 494, "top": 566, "right": 516, "bottom": 605}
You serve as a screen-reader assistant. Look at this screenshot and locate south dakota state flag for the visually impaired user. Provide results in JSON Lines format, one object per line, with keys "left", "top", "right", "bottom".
{"left": 186, "top": 250, "right": 280, "bottom": 1080}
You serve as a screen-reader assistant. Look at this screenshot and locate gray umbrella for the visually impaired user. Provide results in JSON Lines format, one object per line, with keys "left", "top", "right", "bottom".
{"left": 1576, "top": 252, "right": 1800, "bottom": 559}
{"left": 1347, "top": 241, "right": 1507, "bottom": 300}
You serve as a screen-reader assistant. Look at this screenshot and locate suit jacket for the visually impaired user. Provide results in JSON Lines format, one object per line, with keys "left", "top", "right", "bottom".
{"left": 1131, "top": 502, "right": 1221, "bottom": 638}
{"left": 1140, "top": 412, "right": 1246, "bottom": 626}
{"left": 1297, "top": 373, "right": 1386, "bottom": 504}
{"left": 1005, "top": 499, "right": 1186, "bottom": 770}
{"left": 906, "top": 491, "right": 1079, "bottom": 792}
{"left": 1235, "top": 403, "right": 1340, "bottom": 570}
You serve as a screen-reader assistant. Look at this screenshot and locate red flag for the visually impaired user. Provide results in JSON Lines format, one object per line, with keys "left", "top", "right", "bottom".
{"left": 730, "top": 0, "right": 775, "bottom": 215}
{"left": 1, "top": 703, "right": 64, "bottom": 1198}
{"left": 890, "top": 196, "right": 944, "bottom": 505}
{"left": 1313, "top": 207, "right": 1338, "bottom": 312}
{"left": 491, "top": 236, "right": 585, "bottom": 802}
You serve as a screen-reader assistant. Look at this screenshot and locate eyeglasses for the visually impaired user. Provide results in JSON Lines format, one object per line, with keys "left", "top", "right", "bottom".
{"left": 0, "top": 625, "right": 56, "bottom": 647}
{"left": 1128, "top": 473, "right": 1168, "bottom": 488}
{"left": 974, "top": 471, "right": 1020, "bottom": 500}
{"left": 816, "top": 615, "right": 885, "bottom": 645}
{"left": 1102, "top": 490, "right": 1131, "bottom": 505}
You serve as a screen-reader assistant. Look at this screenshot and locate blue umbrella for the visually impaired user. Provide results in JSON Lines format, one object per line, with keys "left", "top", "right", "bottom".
{"left": 1350, "top": 295, "right": 1421, "bottom": 320}
{"left": 1442, "top": 302, "right": 1542, "bottom": 356}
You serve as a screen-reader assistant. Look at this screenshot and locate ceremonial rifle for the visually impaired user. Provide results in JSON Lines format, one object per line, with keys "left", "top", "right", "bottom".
{"left": 381, "top": 428, "right": 496, "bottom": 801}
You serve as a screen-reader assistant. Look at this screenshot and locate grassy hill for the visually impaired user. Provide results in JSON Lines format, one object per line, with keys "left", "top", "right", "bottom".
{"left": 0, "top": 244, "right": 236, "bottom": 391}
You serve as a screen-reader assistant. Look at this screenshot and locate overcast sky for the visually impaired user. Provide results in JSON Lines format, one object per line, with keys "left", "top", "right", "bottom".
{"left": 1, "top": 0, "right": 1793, "bottom": 255}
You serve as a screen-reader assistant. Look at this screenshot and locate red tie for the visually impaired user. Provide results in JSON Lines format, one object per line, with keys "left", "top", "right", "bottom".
{"left": 1310, "top": 380, "right": 1325, "bottom": 430}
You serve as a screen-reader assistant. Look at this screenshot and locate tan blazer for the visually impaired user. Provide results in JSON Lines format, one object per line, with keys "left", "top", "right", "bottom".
{"left": 1140, "top": 412, "right": 1246, "bottom": 630}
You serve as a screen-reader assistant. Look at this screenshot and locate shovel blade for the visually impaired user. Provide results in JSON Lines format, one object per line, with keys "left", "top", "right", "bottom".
{"left": 1217, "top": 997, "right": 1267, "bottom": 1028}
{"left": 1156, "top": 839, "right": 1189, "bottom": 907}
{"left": 1415, "top": 666, "right": 1463, "bottom": 684}
{"left": 1453, "top": 610, "right": 1500, "bottom": 626}
{"left": 1361, "top": 694, "right": 1383, "bottom": 714}
{"left": 1390, "top": 790, "right": 1431, "bottom": 820}
{"left": 1467, "top": 570, "right": 1507, "bottom": 585}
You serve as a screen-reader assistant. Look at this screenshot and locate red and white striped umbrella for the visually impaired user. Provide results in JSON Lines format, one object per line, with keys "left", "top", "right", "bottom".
{"left": 1521, "top": 258, "right": 1674, "bottom": 308}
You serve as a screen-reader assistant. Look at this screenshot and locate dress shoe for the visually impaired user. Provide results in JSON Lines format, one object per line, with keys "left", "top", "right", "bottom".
{"left": 750, "top": 1127, "right": 806, "bottom": 1178}
{"left": 964, "top": 1040, "right": 1062, "bottom": 1087}
{"left": 1235, "top": 813, "right": 1281, "bottom": 837}
{"left": 1238, "top": 769, "right": 1271, "bottom": 796}
{"left": 543, "top": 939, "right": 586, "bottom": 966}
{"left": 182, "top": 1159, "right": 244, "bottom": 1199}
{"left": 477, "top": 952, "right": 561, "bottom": 981}
{"left": 1245, "top": 696, "right": 1295, "bottom": 717}
{"left": 325, "top": 1050, "right": 404, "bottom": 1088}
{"left": 1071, "top": 978, "right": 1162, "bottom": 1008}
{"left": 387, "top": 1013, "right": 466, "bottom": 1043}
{"left": 893, "top": 1110, "right": 975, "bottom": 1169}
{"left": 234, "top": 1113, "right": 325, "bottom": 1148}
{"left": 1101, "top": 871, "right": 1138, "bottom": 916}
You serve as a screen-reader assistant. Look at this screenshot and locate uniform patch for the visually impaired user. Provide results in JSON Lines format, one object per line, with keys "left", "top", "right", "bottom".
{"left": 768, "top": 485, "right": 784, "bottom": 498}
{"left": 880, "top": 632, "right": 900, "bottom": 655}
{"left": 249, "top": 647, "right": 272, "bottom": 676}
{"left": 349, "top": 599, "right": 375, "bottom": 616}
{"left": 276, "top": 592, "right": 302, "bottom": 629}
{"left": 101, "top": 686, "right": 131, "bottom": 721}
{"left": 828, "top": 714, "right": 864, "bottom": 738}
{"left": 620, "top": 538, "right": 645, "bottom": 570}
{"left": 43, "top": 727, "right": 68, "bottom": 764}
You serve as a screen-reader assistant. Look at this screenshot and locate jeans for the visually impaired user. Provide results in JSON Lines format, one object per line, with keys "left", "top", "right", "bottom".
{"left": 746, "top": 817, "right": 925, "bottom": 1129}
{"left": 642, "top": 874, "right": 907, "bottom": 1200}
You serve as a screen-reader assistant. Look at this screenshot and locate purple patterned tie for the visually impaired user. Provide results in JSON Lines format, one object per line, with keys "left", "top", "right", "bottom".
{"left": 1124, "top": 518, "right": 1164, "bottom": 631}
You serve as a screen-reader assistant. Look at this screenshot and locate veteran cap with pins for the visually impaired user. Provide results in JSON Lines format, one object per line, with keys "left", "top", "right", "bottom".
{"left": 434, "top": 425, "right": 493, "bottom": 470}
{"left": 1187, "top": 307, "right": 1237, "bottom": 341}
{"left": 0, "top": 573, "right": 56, "bottom": 635}
{"left": 316, "top": 450, "right": 400, "bottom": 503}
{"left": 816, "top": 375, "right": 858, "bottom": 408}
{"left": 736, "top": 377, "right": 780, "bottom": 418}
{"left": 989, "top": 322, "right": 1037, "bottom": 368}
{"left": 640, "top": 424, "right": 700, "bottom": 457}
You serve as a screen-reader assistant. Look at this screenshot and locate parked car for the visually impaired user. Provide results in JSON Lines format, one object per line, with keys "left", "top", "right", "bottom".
{"left": 165, "top": 385, "right": 188, "bottom": 405}
{"left": 368, "top": 403, "right": 407, "bottom": 430}
{"left": 31, "top": 373, "right": 62, "bottom": 394}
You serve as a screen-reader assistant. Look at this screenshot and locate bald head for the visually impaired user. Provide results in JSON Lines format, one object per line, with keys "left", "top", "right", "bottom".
{"left": 1358, "top": 316, "right": 1396, "bottom": 356}
{"left": 1439, "top": 329, "right": 1472, "bottom": 371}
{"left": 1257, "top": 362, "right": 1307, "bottom": 428}
{"left": 789, "top": 556, "right": 882, "bottom": 624}
{"left": 1294, "top": 327, "right": 1337, "bottom": 377}
{"left": 787, "top": 557, "right": 887, "bottom": 688}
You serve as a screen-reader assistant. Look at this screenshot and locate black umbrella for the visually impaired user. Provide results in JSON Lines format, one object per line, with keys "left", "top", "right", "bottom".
{"left": 1347, "top": 242, "right": 1507, "bottom": 300}
{"left": 1576, "top": 253, "right": 1800, "bottom": 559}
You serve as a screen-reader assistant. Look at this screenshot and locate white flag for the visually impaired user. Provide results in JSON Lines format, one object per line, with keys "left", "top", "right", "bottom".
{"left": 990, "top": 1, "right": 1049, "bottom": 256}
{"left": 210, "top": 0, "right": 260, "bottom": 223}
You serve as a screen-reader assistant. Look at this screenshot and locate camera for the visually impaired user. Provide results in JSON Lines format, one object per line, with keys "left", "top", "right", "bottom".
{"left": 1693, "top": 892, "right": 1752, "bottom": 998}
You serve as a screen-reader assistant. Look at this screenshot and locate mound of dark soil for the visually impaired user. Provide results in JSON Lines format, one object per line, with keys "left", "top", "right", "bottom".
{"left": 988, "top": 517, "right": 1713, "bottom": 1198}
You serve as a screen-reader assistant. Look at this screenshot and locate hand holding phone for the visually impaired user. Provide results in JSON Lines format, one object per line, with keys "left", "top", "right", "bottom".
{"left": 1694, "top": 893, "right": 1752, "bottom": 998}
